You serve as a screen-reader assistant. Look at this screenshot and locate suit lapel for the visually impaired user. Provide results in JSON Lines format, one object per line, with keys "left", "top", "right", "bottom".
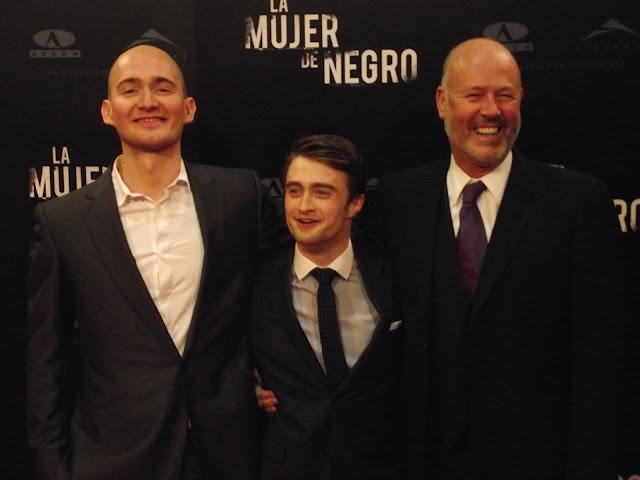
{"left": 352, "top": 237, "right": 391, "bottom": 322}
{"left": 339, "top": 238, "right": 391, "bottom": 389}
{"left": 182, "top": 163, "right": 222, "bottom": 356}
{"left": 278, "top": 248, "right": 329, "bottom": 386}
{"left": 471, "top": 153, "right": 541, "bottom": 318}
{"left": 84, "top": 171, "right": 180, "bottom": 357}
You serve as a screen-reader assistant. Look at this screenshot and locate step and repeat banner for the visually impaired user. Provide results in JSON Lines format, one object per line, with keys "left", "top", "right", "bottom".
{"left": 2, "top": 0, "right": 638, "bottom": 478}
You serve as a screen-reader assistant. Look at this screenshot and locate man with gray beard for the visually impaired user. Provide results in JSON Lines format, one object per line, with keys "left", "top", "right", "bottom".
{"left": 375, "top": 37, "right": 625, "bottom": 480}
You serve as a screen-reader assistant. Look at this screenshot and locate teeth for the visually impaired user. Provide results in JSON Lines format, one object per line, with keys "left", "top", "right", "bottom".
{"left": 475, "top": 127, "right": 499, "bottom": 134}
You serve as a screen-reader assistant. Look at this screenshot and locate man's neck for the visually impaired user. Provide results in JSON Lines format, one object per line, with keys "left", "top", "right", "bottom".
{"left": 297, "top": 237, "right": 350, "bottom": 268}
{"left": 117, "top": 150, "right": 182, "bottom": 200}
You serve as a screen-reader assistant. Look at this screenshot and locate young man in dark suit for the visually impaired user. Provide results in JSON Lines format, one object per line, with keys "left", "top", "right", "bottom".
{"left": 376, "top": 38, "right": 625, "bottom": 480}
{"left": 26, "top": 41, "right": 271, "bottom": 479}
{"left": 251, "top": 135, "right": 403, "bottom": 480}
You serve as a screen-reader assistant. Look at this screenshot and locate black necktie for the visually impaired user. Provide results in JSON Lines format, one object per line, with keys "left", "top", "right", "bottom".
{"left": 457, "top": 181, "right": 487, "bottom": 294}
{"left": 310, "top": 268, "right": 349, "bottom": 389}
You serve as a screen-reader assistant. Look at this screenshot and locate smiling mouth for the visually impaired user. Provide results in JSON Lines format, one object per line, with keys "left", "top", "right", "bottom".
{"left": 295, "top": 218, "right": 319, "bottom": 226}
{"left": 134, "top": 117, "right": 165, "bottom": 125}
{"left": 474, "top": 126, "right": 500, "bottom": 135}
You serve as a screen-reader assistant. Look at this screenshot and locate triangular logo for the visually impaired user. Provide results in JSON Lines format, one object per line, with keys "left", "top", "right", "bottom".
{"left": 138, "top": 29, "right": 178, "bottom": 46}
{"left": 582, "top": 18, "right": 639, "bottom": 42}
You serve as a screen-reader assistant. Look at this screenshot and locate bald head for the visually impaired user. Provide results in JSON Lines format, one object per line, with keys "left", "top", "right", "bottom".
{"left": 441, "top": 38, "right": 522, "bottom": 92}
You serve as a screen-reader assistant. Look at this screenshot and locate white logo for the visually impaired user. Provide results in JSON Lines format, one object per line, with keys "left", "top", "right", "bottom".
{"left": 483, "top": 22, "right": 533, "bottom": 52}
{"left": 29, "top": 146, "right": 107, "bottom": 199}
{"left": 614, "top": 198, "right": 640, "bottom": 233}
{"left": 135, "top": 28, "right": 179, "bottom": 47}
{"left": 582, "top": 18, "right": 640, "bottom": 42}
{"left": 30, "top": 29, "right": 81, "bottom": 58}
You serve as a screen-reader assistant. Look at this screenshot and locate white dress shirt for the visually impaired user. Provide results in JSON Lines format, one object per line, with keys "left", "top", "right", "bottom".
{"left": 291, "top": 241, "right": 380, "bottom": 369}
{"left": 446, "top": 151, "right": 512, "bottom": 240}
{"left": 112, "top": 157, "right": 204, "bottom": 355}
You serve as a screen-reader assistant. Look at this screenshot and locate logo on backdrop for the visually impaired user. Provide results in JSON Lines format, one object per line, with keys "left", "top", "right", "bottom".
{"left": 507, "top": 17, "right": 638, "bottom": 71}
{"left": 30, "top": 29, "right": 81, "bottom": 58}
{"left": 244, "top": 0, "right": 418, "bottom": 86}
{"left": 578, "top": 18, "right": 640, "bottom": 51}
{"left": 483, "top": 22, "right": 534, "bottom": 52}
{"left": 29, "top": 147, "right": 108, "bottom": 200}
{"left": 613, "top": 198, "right": 640, "bottom": 233}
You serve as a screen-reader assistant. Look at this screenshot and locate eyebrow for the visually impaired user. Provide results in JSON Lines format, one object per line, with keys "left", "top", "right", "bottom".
{"left": 285, "top": 181, "right": 338, "bottom": 191}
{"left": 115, "top": 76, "right": 177, "bottom": 88}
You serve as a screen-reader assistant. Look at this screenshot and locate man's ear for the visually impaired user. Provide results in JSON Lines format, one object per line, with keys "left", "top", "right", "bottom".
{"left": 183, "top": 97, "right": 196, "bottom": 124}
{"left": 347, "top": 193, "right": 365, "bottom": 219}
{"left": 101, "top": 99, "right": 114, "bottom": 126}
{"left": 435, "top": 86, "right": 446, "bottom": 120}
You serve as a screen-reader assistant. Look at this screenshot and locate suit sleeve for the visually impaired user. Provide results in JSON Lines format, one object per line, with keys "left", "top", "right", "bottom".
{"left": 25, "top": 203, "right": 72, "bottom": 480}
{"left": 566, "top": 178, "right": 627, "bottom": 479}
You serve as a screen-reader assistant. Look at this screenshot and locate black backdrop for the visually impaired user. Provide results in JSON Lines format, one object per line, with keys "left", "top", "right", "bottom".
{"left": 2, "top": 1, "right": 638, "bottom": 478}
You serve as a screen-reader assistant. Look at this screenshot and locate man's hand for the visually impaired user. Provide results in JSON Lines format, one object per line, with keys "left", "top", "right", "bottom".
{"left": 253, "top": 369, "right": 278, "bottom": 414}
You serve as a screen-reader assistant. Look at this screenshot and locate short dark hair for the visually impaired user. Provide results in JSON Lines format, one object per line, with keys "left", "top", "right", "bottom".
{"left": 283, "top": 135, "right": 366, "bottom": 201}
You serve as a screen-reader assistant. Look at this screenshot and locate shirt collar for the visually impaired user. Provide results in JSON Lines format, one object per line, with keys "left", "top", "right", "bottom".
{"left": 112, "top": 155, "right": 190, "bottom": 207}
{"left": 447, "top": 150, "right": 512, "bottom": 206}
{"left": 293, "top": 240, "right": 354, "bottom": 281}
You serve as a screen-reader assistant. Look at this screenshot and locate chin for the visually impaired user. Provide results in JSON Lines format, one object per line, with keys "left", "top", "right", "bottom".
{"left": 470, "top": 147, "right": 509, "bottom": 166}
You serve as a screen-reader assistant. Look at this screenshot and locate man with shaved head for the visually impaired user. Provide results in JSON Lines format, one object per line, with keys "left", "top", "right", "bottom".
{"left": 375, "top": 38, "right": 624, "bottom": 479}
{"left": 26, "top": 41, "right": 271, "bottom": 479}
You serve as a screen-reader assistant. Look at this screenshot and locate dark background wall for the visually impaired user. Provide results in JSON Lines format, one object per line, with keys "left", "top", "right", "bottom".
{"left": 2, "top": 1, "right": 638, "bottom": 478}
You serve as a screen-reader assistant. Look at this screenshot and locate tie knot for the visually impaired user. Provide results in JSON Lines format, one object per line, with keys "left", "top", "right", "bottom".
{"left": 462, "top": 181, "right": 486, "bottom": 205}
{"left": 311, "top": 268, "right": 338, "bottom": 285}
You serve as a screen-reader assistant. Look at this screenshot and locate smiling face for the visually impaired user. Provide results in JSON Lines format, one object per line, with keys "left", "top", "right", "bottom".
{"left": 436, "top": 39, "right": 523, "bottom": 177}
{"left": 100, "top": 45, "right": 195, "bottom": 156}
{"left": 284, "top": 155, "right": 364, "bottom": 264}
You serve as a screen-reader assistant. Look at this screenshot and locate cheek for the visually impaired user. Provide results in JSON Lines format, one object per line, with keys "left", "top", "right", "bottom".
{"left": 166, "top": 101, "right": 189, "bottom": 117}
{"left": 499, "top": 102, "right": 520, "bottom": 119}
{"left": 110, "top": 103, "right": 132, "bottom": 120}
{"left": 284, "top": 197, "right": 291, "bottom": 210}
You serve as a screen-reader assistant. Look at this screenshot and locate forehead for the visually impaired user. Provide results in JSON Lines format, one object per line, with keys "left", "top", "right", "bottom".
{"left": 447, "top": 46, "right": 521, "bottom": 90}
{"left": 108, "top": 45, "right": 183, "bottom": 88}
{"left": 286, "top": 156, "right": 348, "bottom": 187}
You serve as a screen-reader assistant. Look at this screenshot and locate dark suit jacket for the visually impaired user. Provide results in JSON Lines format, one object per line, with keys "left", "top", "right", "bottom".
{"left": 26, "top": 164, "right": 271, "bottom": 480}
{"left": 375, "top": 152, "right": 625, "bottom": 480}
{"left": 250, "top": 237, "right": 403, "bottom": 480}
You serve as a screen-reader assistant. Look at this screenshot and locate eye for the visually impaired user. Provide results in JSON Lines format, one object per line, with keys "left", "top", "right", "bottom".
{"left": 285, "top": 186, "right": 301, "bottom": 197}
{"left": 465, "top": 93, "right": 482, "bottom": 100}
{"left": 314, "top": 189, "right": 332, "bottom": 198}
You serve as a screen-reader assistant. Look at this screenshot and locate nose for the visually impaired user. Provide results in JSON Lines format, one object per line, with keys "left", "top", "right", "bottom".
{"left": 138, "top": 87, "right": 158, "bottom": 109}
{"left": 480, "top": 94, "right": 501, "bottom": 118}
{"left": 299, "top": 191, "right": 314, "bottom": 212}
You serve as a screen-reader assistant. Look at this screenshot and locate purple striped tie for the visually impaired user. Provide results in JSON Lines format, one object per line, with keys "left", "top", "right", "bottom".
{"left": 457, "top": 181, "right": 487, "bottom": 294}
